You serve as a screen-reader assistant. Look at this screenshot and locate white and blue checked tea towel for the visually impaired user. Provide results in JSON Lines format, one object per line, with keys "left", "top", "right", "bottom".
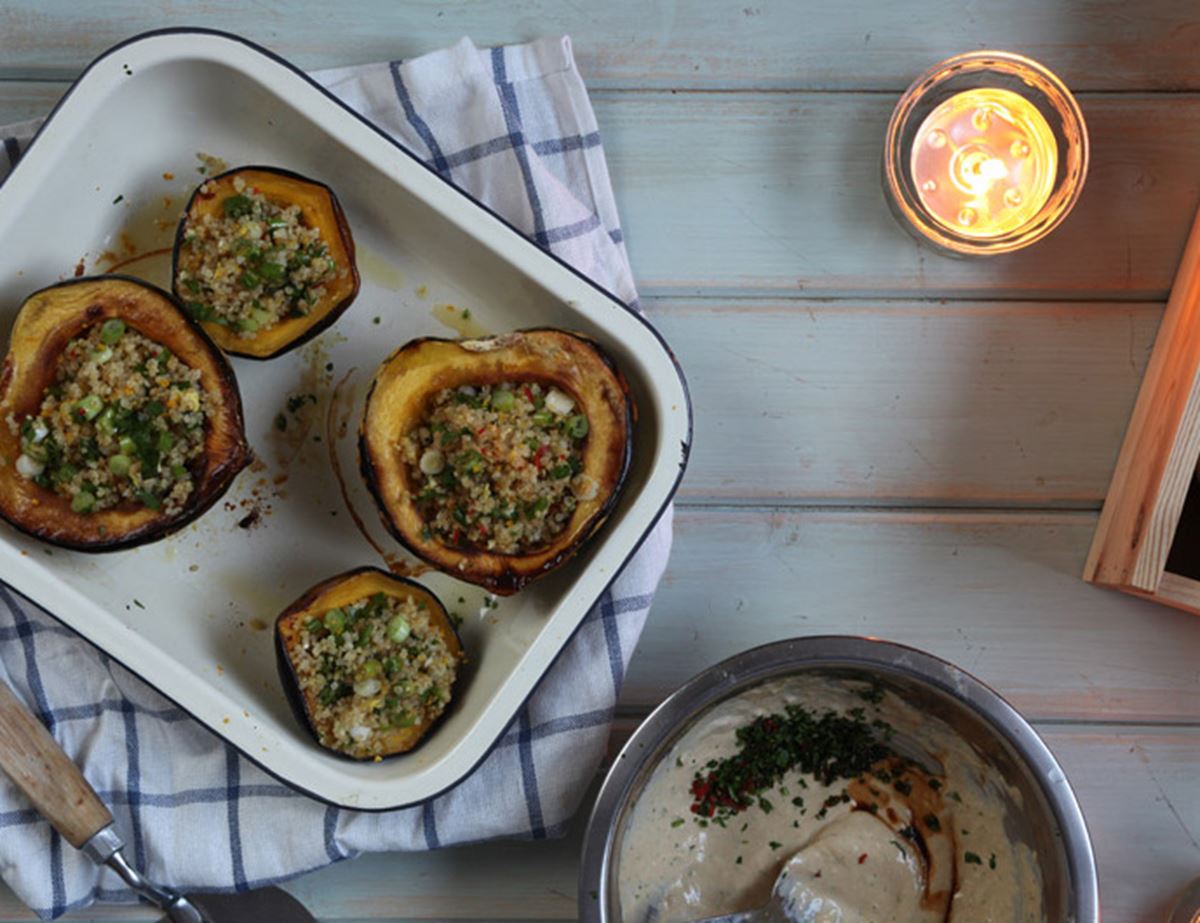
{"left": 0, "top": 36, "right": 673, "bottom": 919}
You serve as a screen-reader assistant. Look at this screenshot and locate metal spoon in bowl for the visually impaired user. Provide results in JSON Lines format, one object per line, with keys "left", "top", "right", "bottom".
{"left": 688, "top": 811, "right": 930, "bottom": 923}
{"left": 0, "top": 679, "right": 315, "bottom": 923}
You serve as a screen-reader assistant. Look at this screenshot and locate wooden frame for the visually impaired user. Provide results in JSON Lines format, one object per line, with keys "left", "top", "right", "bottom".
{"left": 1085, "top": 204, "right": 1200, "bottom": 614}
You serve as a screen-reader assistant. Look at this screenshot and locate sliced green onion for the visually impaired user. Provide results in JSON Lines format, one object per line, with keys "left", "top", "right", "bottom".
{"left": 156, "top": 431, "right": 174, "bottom": 452}
{"left": 107, "top": 454, "right": 132, "bottom": 476}
{"left": 387, "top": 615, "right": 411, "bottom": 643}
{"left": 71, "top": 491, "right": 95, "bottom": 514}
{"left": 358, "top": 659, "right": 383, "bottom": 680}
{"left": 99, "top": 319, "right": 125, "bottom": 345}
{"left": 391, "top": 711, "right": 418, "bottom": 729}
{"left": 170, "top": 464, "right": 188, "bottom": 479}
{"left": 550, "top": 463, "right": 572, "bottom": 479}
{"left": 305, "top": 618, "right": 323, "bottom": 634}
{"left": 118, "top": 436, "right": 137, "bottom": 456}
{"left": 239, "top": 269, "right": 261, "bottom": 289}
{"left": 323, "top": 608, "right": 346, "bottom": 635}
{"left": 76, "top": 394, "right": 104, "bottom": 421}
{"left": 490, "top": 389, "right": 516, "bottom": 412}
{"left": 92, "top": 345, "right": 113, "bottom": 364}
{"left": 531, "top": 410, "right": 554, "bottom": 427}
{"left": 259, "top": 261, "right": 285, "bottom": 284}
{"left": 565, "top": 414, "right": 589, "bottom": 439}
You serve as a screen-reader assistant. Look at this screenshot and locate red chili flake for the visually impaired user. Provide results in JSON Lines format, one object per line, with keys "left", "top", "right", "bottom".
{"left": 452, "top": 527, "right": 463, "bottom": 544}
{"left": 522, "top": 385, "right": 534, "bottom": 404}
{"left": 533, "top": 444, "right": 548, "bottom": 468}
{"left": 858, "top": 853, "right": 868, "bottom": 864}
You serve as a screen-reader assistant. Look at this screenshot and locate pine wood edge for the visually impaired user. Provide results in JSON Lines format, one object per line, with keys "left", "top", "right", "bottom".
{"left": 1085, "top": 203, "right": 1200, "bottom": 592}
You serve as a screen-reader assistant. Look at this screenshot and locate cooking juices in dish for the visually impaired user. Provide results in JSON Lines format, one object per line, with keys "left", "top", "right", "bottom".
{"left": 276, "top": 568, "right": 463, "bottom": 760}
{"left": 0, "top": 276, "right": 249, "bottom": 550}
{"left": 360, "top": 329, "right": 634, "bottom": 594}
{"left": 173, "top": 166, "right": 360, "bottom": 359}
{"left": 618, "top": 677, "right": 1045, "bottom": 922}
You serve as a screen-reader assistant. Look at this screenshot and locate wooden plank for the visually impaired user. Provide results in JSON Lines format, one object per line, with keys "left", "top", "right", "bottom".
{"left": 625, "top": 508, "right": 1200, "bottom": 722}
{"left": 649, "top": 299, "right": 1159, "bottom": 506}
{"left": 1087, "top": 204, "right": 1200, "bottom": 590}
{"left": 0, "top": 1, "right": 1199, "bottom": 91}
{"left": 599, "top": 92, "right": 1200, "bottom": 299}
{"left": 0, "top": 84, "right": 1197, "bottom": 300}
{"left": 0, "top": 725, "right": 1194, "bottom": 922}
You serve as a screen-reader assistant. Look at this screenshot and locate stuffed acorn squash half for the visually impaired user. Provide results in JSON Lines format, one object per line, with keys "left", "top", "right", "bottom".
{"left": 275, "top": 567, "right": 463, "bottom": 760}
{"left": 172, "top": 166, "right": 359, "bottom": 359}
{"left": 360, "top": 329, "right": 634, "bottom": 594}
{"left": 0, "top": 275, "right": 250, "bottom": 551}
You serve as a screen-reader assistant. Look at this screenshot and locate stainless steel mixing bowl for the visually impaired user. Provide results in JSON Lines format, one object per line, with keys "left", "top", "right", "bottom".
{"left": 579, "top": 636, "right": 1099, "bottom": 922}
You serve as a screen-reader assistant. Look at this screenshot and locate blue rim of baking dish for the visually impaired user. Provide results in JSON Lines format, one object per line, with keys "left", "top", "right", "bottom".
{"left": 0, "top": 26, "right": 693, "bottom": 812}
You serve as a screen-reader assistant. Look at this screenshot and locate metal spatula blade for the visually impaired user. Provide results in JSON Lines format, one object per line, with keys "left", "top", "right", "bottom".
{"left": 190, "top": 886, "right": 316, "bottom": 923}
{"left": 0, "top": 679, "right": 316, "bottom": 923}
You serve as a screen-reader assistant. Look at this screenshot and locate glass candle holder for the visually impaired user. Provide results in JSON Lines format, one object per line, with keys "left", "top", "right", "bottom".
{"left": 883, "top": 51, "right": 1088, "bottom": 256}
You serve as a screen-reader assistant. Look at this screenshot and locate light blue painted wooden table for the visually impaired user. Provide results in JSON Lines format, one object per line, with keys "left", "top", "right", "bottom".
{"left": 1, "top": 2, "right": 1199, "bottom": 920}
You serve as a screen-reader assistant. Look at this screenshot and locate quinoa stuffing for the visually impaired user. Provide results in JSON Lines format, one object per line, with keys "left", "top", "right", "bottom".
{"left": 5, "top": 320, "right": 209, "bottom": 515}
{"left": 290, "top": 592, "right": 459, "bottom": 759}
{"left": 176, "top": 175, "right": 345, "bottom": 337}
{"left": 403, "top": 381, "right": 594, "bottom": 554}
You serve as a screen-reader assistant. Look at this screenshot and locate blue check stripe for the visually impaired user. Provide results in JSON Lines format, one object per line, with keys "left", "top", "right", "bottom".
{"left": 422, "top": 800, "right": 440, "bottom": 849}
{"left": 119, "top": 699, "right": 146, "bottom": 876}
{"left": 533, "top": 130, "right": 601, "bottom": 156}
{"left": 389, "top": 61, "right": 451, "bottom": 177}
{"left": 515, "top": 709, "right": 545, "bottom": 839}
{"left": 443, "top": 133, "right": 517, "bottom": 169}
{"left": 225, "top": 748, "right": 248, "bottom": 890}
{"left": 323, "top": 806, "right": 345, "bottom": 862}
{"left": 491, "top": 46, "right": 549, "bottom": 246}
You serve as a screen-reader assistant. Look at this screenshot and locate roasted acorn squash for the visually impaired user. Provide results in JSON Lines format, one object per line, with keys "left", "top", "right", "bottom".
{"left": 172, "top": 166, "right": 360, "bottom": 359}
{"left": 275, "top": 567, "right": 463, "bottom": 760}
{"left": 360, "top": 329, "right": 634, "bottom": 594}
{"left": 0, "top": 275, "right": 250, "bottom": 551}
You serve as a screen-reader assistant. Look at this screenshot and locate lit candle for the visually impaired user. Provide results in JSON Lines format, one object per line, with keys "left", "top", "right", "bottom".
{"left": 910, "top": 88, "right": 1057, "bottom": 239}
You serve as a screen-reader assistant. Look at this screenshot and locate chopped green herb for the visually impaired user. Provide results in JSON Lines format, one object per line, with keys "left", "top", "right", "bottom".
{"left": 274, "top": 413, "right": 287, "bottom": 432}
{"left": 670, "top": 818, "right": 684, "bottom": 828}
{"left": 223, "top": 194, "right": 253, "bottom": 218}
{"left": 964, "top": 851, "right": 982, "bottom": 865}
{"left": 924, "top": 813, "right": 941, "bottom": 832}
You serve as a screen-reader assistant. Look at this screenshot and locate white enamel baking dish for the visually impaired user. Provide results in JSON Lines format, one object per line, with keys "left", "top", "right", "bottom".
{"left": 0, "top": 29, "right": 690, "bottom": 809}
